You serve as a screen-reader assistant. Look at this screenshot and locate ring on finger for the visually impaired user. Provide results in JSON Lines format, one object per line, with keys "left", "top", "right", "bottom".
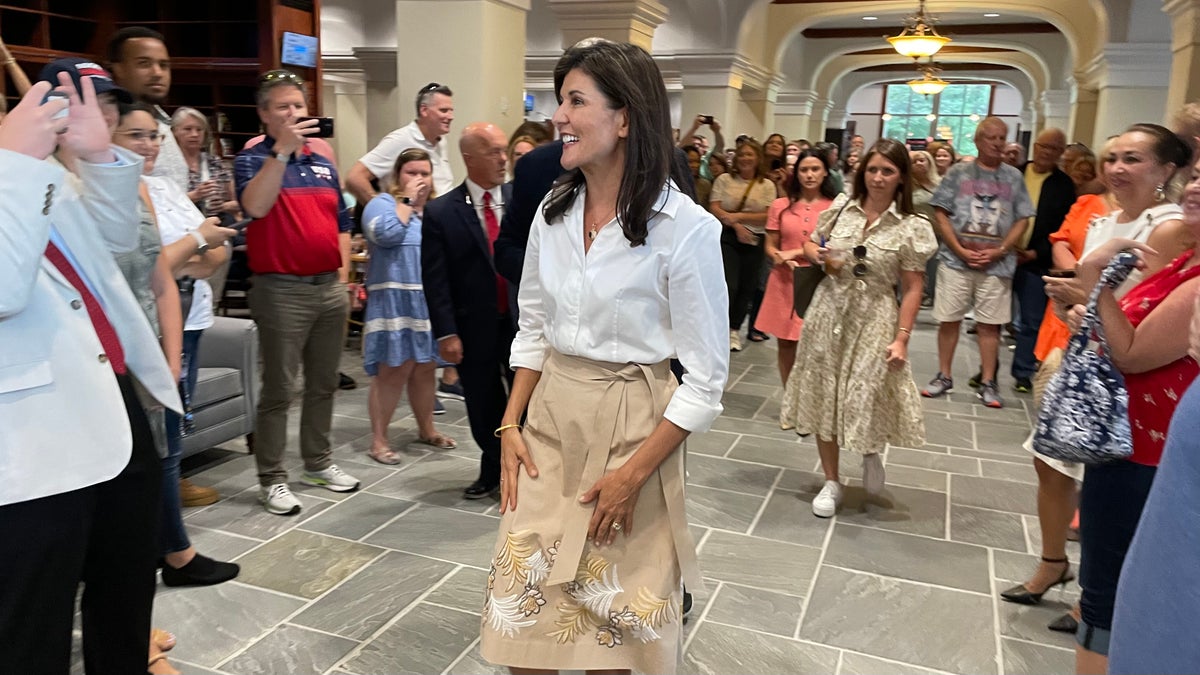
{"left": 611, "top": 522, "right": 622, "bottom": 531}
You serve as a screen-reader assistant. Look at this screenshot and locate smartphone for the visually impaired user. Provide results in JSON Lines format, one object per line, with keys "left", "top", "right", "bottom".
{"left": 42, "top": 90, "right": 69, "bottom": 120}
{"left": 1046, "top": 269, "right": 1077, "bottom": 278}
{"left": 297, "top": 116, "right": 335, "bottom": 138}
{"left": 228, "top": 218, "right": 253, "bottom": 232}
{"left": 770, "top": 157, "right": 784, "bottom": 171}
{"left": 699, "top": 115, "right": 714, "bottom": 125}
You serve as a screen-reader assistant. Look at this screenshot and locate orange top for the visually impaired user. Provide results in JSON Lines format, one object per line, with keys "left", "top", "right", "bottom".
{"left": 1034, "top": 194, "right": 1112, "bottom": 361}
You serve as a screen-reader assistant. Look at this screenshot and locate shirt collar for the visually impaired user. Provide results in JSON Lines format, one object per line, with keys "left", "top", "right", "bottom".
{"left": 848, "top": 196, "right": 903, "bottom": 223}
{"left": 465, "top": 178, "right": 500, "bottom": 207}
{"left": 569, "top": 180, "right": 685, "bottom": 223}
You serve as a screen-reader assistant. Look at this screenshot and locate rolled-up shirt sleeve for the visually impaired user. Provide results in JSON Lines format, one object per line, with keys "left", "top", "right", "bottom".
{"left": 509, "top": 213, "right": 550, "bottom": 372}
{"left": 664, "top": 213, "right": 729, "bottom": 432}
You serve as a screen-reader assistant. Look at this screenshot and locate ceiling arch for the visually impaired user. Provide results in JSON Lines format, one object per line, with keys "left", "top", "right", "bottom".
{"left": 830, "top": 72, "right": 1034, "bottom": 116}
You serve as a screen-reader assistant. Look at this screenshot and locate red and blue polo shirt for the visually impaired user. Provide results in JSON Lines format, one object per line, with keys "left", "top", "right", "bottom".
{"left": 234, "top": 137, "right": 352, "bottom": 275}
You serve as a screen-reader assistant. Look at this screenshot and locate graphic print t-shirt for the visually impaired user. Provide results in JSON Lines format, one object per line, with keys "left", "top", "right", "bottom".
{"left": 929, "top": 161, "right": 1035, "bottom": 278}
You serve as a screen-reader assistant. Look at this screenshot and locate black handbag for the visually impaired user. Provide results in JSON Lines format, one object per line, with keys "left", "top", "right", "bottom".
{"left": 176, "top": 276, "right": 196, "bottom": 322}
{"left": 792, "top": 200, "right": 849, "bottom": 318}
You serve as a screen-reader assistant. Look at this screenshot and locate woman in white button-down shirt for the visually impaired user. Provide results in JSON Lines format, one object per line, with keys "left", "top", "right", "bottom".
{"left": 478, "top": 39, "right": 728, "bottom": 674}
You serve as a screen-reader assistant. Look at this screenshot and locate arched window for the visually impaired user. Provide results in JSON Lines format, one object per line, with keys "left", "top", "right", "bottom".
{"left": 881, "top": 83, "right": 993, "bottom": 156}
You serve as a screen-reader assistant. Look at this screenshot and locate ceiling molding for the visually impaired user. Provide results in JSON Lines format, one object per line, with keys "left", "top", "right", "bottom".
{"left": 801, "top": 22, "right": 1058, "bottom": 39}
{"left": 854, "top": 62, "right": 1020, "bottom": 72}
{"left": 845, "top": 45, "right": 1019, "bottom": 56}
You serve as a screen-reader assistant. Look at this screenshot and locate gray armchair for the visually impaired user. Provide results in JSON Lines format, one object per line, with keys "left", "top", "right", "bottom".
{"left": 182, "top": 316, "right": 259, "bottom": 457}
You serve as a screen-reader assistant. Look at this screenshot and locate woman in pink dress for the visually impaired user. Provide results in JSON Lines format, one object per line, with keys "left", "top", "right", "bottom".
{"left": 755, "top": 149, "right": 838, "bottom": 384}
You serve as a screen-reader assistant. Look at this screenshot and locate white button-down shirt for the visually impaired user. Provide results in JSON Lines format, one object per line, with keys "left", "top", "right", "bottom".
{"left": 511, "top": 182, "right": 729, "bottom": 432}
{"left": 143, "top": 174, "right": 214, "bottom": 331}
{"left": 359, "top": 120, "right": 454, "bottom": 196}
{"left": 465, "top": 178, "right": 504, "bottom": 239}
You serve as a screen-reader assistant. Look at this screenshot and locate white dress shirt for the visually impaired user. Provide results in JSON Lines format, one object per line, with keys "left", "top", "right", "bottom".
{"left": 143, "top": 174, "right": 214, "bottom": 331}
{"left": 465, "top": 178, "right": 504, "bottom": 238}
{"left": 511, "top": 182, "right": 730, "bottom": 433}
{"left": 360, "top": 120, "right": 454, "bottom": 196}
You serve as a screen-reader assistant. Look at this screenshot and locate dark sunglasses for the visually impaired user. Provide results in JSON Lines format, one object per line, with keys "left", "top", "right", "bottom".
{"left": 260, "top": 69, "right": 303, "bottom": 85}
{"left": 420, "top": 82, "right": 442, "bottom": 94}
{"left": 852, "top": 245, "right": 868, "bottom": 278}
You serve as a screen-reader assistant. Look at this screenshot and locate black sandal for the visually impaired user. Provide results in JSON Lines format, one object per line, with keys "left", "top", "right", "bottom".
{"left": 999, "top": 556, "right": 1074, "bottom": 605}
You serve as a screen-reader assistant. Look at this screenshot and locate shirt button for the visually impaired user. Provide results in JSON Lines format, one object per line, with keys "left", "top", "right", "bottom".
{"left": 71, "top": 299, "right": 83, "bottom": 310}
{"left": 42, "top": 206, "right": 51, "bottom": 215}
{"left": 98, "top": 354, "right": 109, "bottom": 364}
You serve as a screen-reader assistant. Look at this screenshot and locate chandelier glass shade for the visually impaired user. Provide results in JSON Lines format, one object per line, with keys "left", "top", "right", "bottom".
{"left": 908, "top": 67, "right": 949, "bottom": 95}
{"left": 888, "top": 0, "right": 950, "bottom": 59}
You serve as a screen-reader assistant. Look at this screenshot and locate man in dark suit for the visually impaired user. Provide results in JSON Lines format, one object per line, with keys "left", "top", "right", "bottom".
{"left": 422, "top": 122, "right": 513, "bottom": 498}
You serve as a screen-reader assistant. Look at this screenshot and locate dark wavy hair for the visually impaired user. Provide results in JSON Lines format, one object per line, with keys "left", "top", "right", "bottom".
{"left": 785, "top": 149, "right": 838, "bottom": 202}
{"left": 542, "top": 39, "right": 673, "bottom": 247}
{"left": 852, "top": 138, "right": 915, "bottom": 215}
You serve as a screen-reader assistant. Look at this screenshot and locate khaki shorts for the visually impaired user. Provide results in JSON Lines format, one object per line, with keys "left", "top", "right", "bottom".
{"left": 932, "top": 262, "right": 1013, "bottom": 324}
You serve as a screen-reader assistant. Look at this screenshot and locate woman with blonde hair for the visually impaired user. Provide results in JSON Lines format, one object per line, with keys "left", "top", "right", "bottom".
{"left": 910, "top": 149, "right": 941, "bottom": 306}
{"left": 361, "top": 148, "right": 456, "bottom": 463}
{"left": 506, "top": 133, "right": 539, "bottom": 179}
{"left": 170, "top": 107, "right": 238, "bottom": 221}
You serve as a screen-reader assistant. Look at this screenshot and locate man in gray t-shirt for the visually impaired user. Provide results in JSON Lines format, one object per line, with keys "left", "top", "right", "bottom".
{"left": 921, "top": 117, "right": 1034, "bottom": 409}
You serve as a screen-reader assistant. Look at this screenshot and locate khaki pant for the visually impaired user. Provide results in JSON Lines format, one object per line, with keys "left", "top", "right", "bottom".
{"left": 249, "top": 274, "right": 349, "bottom": 487}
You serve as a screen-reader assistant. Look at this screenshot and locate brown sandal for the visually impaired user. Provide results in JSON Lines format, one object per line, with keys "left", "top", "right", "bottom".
{"left": 415, "top": 433, "right": 457, "bottom": 450}
{"left": 368, "top": 446, "right": 403, "bottom": 465}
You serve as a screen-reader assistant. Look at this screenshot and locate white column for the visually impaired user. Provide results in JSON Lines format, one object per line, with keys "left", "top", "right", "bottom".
{"left": 547, "top": 0, "right": 668, "bottom": 52}
{"left": 675, "top": 53, "right": 744, "bottom": 145}
{"left": 1039, "top": 89, "right": 1071, "bottom": 134}
{"left": 1068, "top": 77, "right": 1100, "bottom": 150}
{"left": 1164, "top": 0, "right": 1200, "bottom": 116}
{"left": 394, "top": 0, "right": 529, "bottom": 179}
{"left": 1091, "top": 43, "right": 1172, "bottom": 143}
{"left": 773, "top": 89, "right": 820, "bottom": 141}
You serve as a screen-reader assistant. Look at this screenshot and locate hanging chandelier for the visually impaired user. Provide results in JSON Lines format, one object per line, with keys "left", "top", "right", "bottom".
{"left": 908, "top": 63, "right": 949, "bottom": 95}
{"left": 888, "top": 0, "right": 951, "bottom": 59}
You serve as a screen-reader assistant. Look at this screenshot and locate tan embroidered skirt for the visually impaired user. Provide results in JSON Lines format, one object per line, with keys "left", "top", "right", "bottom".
{"left": 479, "top": 350, "right": 701, "bottom": 674}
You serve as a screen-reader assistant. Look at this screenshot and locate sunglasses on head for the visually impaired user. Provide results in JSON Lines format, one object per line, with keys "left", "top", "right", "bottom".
{"left": 260, "top": 70, "right": 303, "bottom": 85}
{"left": 852, "top": 245, "right": 868, "bottom": 278}
{"left": 420, "top": 82, "right": 442, "bottom": 94}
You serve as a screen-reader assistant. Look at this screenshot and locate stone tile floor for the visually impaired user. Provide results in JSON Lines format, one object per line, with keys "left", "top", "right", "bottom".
{"left": 145, "top": 311, "right": 1078, "bottom": 674}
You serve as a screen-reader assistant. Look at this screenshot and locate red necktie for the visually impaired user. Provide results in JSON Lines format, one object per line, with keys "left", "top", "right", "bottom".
{"left": 44, "top": 241, "right": 127, "bottom": 375}
{"left": 482, "top": 191, "right": 509, "bottom": 314}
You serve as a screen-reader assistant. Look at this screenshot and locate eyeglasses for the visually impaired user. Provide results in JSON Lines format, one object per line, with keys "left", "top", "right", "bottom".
{"left": 852, "top": 245, "right": 868, "bottom": 278}
{"left": 260, "top": 69, "right": 303, "bottom": 85}
{"left": 1035, "top": 142, "right": 1065, "bottom": 152}
{"left": 115, "top": 130, "right": 162, "bottom": 143}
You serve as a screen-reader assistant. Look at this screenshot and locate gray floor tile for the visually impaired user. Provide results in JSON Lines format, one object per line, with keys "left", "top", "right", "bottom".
{"left": 151, "top": 583, "right": 305, "bottom": 667}
{"left": 950, "top": 446, "right": 1037, "bottom": 465}
{"left": 235, "top": 529, "right": 383, "bottom": 598}
{"left": 299, "top": 492, "right": 414, "bottom": 540}
{"left": 292, "top": 551, "right": 456, "bottom": 640}
{"left": 729, "top": 380, "right": 783, "bottom": 398}
{"left": 709, "top": 415, "right": 802, "bottom": 441}
{"left": 698, "top": 530, "right": 821, "bottom": 596}
{"left": 884, "top": 464, "right": 948, "bottom": 492}
{"left": 950, "top": 505, "right": 1029, "bottom": 552}
{"left": 185, "top": 486, "right": 334, "bottom": 540}
{"left": 222, "top": 624, "right": 356, "bottom": 674}
{"left": 836, "top": 484, "right": 947, "bottom": 538}
{"left": 748, "top": 489, "right": 832, "bottom": 546}
{"left": 363, "top": 504, "right": 498, "bottom": 565}
{"left": 367, "top": 453, "right": 494, "bottom": 513}
{"left": 425, "top": 566, "right": 488, "bottom": 612}
{"left": 924, "top": 415, "right": 975, "bottom": 449}
{"left": 705, "top": 583, "right": 803, "bottom": 637}
{"left": 886, "top": 446, "right": 980, "bottom": 475}
{"left": 800, "top": 566, "right": 997, "bottom": 674}
{"left": 824, "top": 524, "right": 990, "bottom": 593}
{"left": 951, "top": 475, "right": 1038, "bottom": 516}
{"left": 342, "top": 603, "right": 477, "bottom": 675}
{"left": 979, "top": 458, "right": 1037, "bottom": 484}
{"left": 837, "top": 651, "right": 947, "bottom": 675}
{"left": 684, "top": 622, "right": 839, "bottom": 674}
{"left": 721, "top": 390, "right": 768, "bottom": 419}
{"left": 687, "top": 430, "right": 740, "bottom": 457}
{"left": 974, "top": 419, "right": 1036, "bottom": 454}
{"left": 997, "top": 591, "right": 1078, "bottom": 650}
{"left": 1023, "top": 515, "right": 1082, "bottom": 562}
{"left": 186, "top": 526, "right": 262, "bottom": 563}
{"left": 774, "top": 468, "right": 829, "bottom": 494}
{"left": 686, "top": 484, "right": 765, "bottom": 532}
{"left": 1001, "top": 637, "right": 1076, "bottom": 675}
{"left": 685, "top": 454, "right": 781, "bottom": 496}
{"left": 726, "top": 436, "right": 814, "bottom": 470}
{"left": 734, "top": 364, "right": 785, "bottom": 386}
{"left": 169, "top": 661, "right": 233, "bottom": 675}
{"left": 444, "top": 642, "right": 506, "bottom": 675}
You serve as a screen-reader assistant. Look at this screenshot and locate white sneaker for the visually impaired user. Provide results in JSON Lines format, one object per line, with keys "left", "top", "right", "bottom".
{"left": 301, "top": 464, "right": 361, "bottom": 493}
{"left": 260, "top": 483, "right": 302, "bottom": 516}
{"left": 862, "top": 453, "right": 886, "bottom": 496}
{"left": 730, "top": 330, "right": 743, "bottom": 352}
{"left": 812, "top": 480, "right": 843, "bottom": 518}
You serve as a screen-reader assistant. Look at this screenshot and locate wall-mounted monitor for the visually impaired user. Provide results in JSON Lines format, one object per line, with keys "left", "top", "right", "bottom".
{"left": 281, "top": 31, "right": 318, "bottom": 69}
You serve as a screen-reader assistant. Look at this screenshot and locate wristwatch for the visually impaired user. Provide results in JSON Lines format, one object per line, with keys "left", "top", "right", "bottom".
{"left": 189, "top": 230, "right": 210, "bottom": 253}
{"left": 400, "top": 195, "right": 412, "bottom": 205}
{"left": 274, "top": 151, "right": 290, "bottom": 164}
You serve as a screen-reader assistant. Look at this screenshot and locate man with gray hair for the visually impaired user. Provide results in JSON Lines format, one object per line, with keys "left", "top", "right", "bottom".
{"left": 922, "top": 116, "right": 1035, "bottom": 409}
{"left": 347, "top": 82, "right": 456, "bottom": 202}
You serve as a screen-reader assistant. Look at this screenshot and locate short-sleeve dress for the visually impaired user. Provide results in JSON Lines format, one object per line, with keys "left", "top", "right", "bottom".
{"left": 360, "top": 193, "right": 437, "bottom": 375}
{"left": 754, "top": 196, "right": 832, "bottom": 341}
{"left": 780, "top": 194, "right": 938, "bottom": 451}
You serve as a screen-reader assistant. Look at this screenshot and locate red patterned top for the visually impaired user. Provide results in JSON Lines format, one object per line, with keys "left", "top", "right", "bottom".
{"left": 1120, "top": 250, "right": 1200, "bottom": 466}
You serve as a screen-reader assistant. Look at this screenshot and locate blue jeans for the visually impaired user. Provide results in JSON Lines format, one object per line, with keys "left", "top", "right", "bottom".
{"left": 161, "top": 329, "right": 204, "bottom": 555}
{"left": 1010, "top": 265, "right": 1046, "bottom": 380}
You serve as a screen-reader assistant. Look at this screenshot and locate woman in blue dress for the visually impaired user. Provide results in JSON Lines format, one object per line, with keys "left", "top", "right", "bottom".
{"left": 362, "top": 148, "right": 456, "bottom": 464}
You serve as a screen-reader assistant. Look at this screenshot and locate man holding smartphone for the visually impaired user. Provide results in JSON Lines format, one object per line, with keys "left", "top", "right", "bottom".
{"left": 679, "top": 113, "right": 725, "bottom": 181}
{"left": 235, "top": 69, "right": 360, "bottom": 516}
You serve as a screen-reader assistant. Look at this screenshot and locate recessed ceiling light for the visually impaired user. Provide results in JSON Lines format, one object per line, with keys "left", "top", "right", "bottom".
{"left": 983, "top": 13, "right": 1000, "bottom": 17}
{"left": 862, "top": 16, "right": 878, "bottom": 21}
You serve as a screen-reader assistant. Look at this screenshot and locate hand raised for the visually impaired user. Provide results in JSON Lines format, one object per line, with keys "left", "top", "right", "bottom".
{"left": 0, "top": 81, "right": 68, "bottom": 159}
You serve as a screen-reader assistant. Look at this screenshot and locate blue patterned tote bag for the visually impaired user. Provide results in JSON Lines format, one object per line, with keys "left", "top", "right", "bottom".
{"left": 1032, "top": 252, "right": 1140, "bottom": 464}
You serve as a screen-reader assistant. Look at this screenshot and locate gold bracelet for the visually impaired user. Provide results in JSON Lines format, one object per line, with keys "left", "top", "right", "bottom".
{"left": 493, "top": 423, "right": 522, "bottom": 438}
{"left": 897, "top": 327, "right": 912, "bottom": 335}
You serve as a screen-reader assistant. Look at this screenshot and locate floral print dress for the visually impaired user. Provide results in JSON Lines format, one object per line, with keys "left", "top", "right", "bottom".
{"left": 780, "top": 194, "right": 938, "bottom": 453}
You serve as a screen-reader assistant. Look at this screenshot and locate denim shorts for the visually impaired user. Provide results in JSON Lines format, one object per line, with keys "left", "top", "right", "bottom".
{"left": 1077, "top": 459, "right": 1157, "bottom": 653}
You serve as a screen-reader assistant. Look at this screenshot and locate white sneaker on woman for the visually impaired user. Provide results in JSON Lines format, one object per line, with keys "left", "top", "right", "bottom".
{"left": 729, "top": 329, "right": 743, "bottom": 352}
{"left": 862, "top": 453, "right": 885, "bottom": 495}
{"left": 812, "top": 480, "right": 843, "bottom": 518}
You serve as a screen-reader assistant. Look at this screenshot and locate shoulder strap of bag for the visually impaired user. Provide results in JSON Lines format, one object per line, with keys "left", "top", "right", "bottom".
{"left": 1077, "top": 251, "right": 1141, "bottom": 344}
{"left": 734, "top": 177, "right": 760, "bottom": 213}
{"left": 817, "top": 197, "right": 851, "bottom": 240}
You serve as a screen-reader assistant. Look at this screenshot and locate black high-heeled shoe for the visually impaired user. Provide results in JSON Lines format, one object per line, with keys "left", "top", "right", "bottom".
{"left": 999, "top": 556, "right": 1074, "bottom": 605}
